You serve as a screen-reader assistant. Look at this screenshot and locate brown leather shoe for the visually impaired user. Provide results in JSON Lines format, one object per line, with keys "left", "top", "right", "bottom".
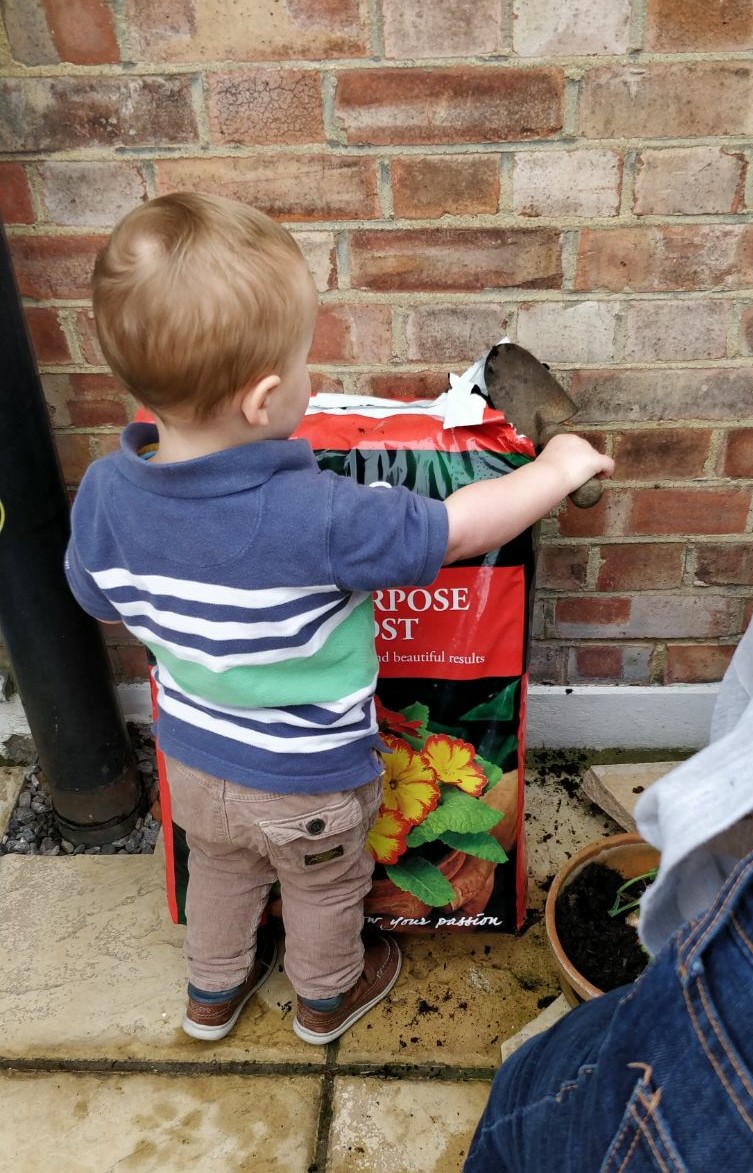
{"left": 293, "top": 933, "right": 402, "bottom": 1045}
{"left": 182, "top": 934, "right": 278, "bottom": 1041}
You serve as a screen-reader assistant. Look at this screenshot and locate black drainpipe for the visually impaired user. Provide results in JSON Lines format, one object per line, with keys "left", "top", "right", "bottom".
{"left": 0, "top": 218, "right": 143, "bottom": 844}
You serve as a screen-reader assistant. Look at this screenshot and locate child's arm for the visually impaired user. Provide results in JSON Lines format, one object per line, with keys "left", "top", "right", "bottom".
{"left": 443, "top": 432, "right": 614, "bottom": 564}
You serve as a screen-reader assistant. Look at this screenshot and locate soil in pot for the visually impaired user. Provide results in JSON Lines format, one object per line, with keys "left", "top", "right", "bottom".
{"left": 555, "top": 861, "right": 648, "bottom": 992}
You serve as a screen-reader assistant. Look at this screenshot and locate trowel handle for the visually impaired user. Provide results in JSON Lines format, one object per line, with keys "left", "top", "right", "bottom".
{"left": 539, "top": 424, "right": 604, "bottom": 509}
{"left": 568, "top": 477, "right": 603, "bottom": 509}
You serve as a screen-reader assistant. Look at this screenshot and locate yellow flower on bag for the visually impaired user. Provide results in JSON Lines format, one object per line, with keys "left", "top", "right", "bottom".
{"left": 367, "top": 806, "right": 412, "bottom": 865}
{"left": 421, "top": 733, "right": 487, "bottom": 797}
{"left": 380, "top": 734, "right": 440, "bottom": 827}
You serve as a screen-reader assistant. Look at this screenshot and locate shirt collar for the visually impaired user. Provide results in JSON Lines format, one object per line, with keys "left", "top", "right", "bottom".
{"left": 117, "top": 422, "right": 317, "bottom": 498}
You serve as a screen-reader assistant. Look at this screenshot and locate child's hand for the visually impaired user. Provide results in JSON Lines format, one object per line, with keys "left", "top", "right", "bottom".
{"left": 536, "top": 433, "right": 614, "bottom": 497}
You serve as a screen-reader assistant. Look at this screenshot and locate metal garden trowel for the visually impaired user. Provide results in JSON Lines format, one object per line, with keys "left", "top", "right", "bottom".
{"left": 483, "top": 341, "right": 603, "bottom": 509}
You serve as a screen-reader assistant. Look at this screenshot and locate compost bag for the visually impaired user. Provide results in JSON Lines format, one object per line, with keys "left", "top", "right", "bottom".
{"left": 146, "top": 372, "right": 535, "bottom": 934}
{"left": 295, "top": 388, "right": 536, "bottom": 933}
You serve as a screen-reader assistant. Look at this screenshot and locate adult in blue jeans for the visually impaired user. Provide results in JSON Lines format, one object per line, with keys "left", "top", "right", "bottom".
{"left": 464, "top": 847, "right": 753, "bottom": 1170}
{"left": 466, "top": 620, "right": 753, "bottom": 1170}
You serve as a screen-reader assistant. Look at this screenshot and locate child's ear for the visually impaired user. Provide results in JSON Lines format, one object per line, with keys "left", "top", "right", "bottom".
{"left": 239, "top": 374, "right": 281, "bottom": 428}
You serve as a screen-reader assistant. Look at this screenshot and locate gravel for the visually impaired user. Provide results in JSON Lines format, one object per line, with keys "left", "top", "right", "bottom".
{"left": 0, "top": 724, "right": 161, "bottom": 857}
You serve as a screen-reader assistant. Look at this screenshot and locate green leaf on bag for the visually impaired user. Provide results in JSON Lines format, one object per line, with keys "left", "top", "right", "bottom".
{"left": 460, "top": 680, "right": 519, "bottom": 723}
{"left": 385, "top": 857, "right": 456, "bottom": 907}
{"left": 399, "top": 701, "right": 429, "bottom": 733}
{"left": 475, "top": 755, "right": 503, "bottom": 790}
{"left": 439, "top": 831, "right": 508, "bottom": 864}
{"left": 406, "top": 788, "right": 501, "bottom": 847}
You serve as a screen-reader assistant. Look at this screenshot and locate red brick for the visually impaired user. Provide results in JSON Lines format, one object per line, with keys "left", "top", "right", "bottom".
{"left": 556, "top": 491, "right": 618, "bottom": 538}
{"left": 208, "top": 70, "right": 324, "bottom": 145}
{"left": 528, "top": 642, "right": 565, "bottom": 685}
{"left": 3, "top": 0, "right": 57, "bottom": 64}
{"left": 596, "top": 543, "right": 684, "bottom": 590}
{"left": 629, "top": 488, "right": 751, "bottom": 535}
{"left": 536, "top": 544, "right": 589, "bottom": 590}
{"left": 634, "top": 148, "right": 747, "bottom": 216}
{"left": 695, "top": 544, "right": 753, "bottom": 587}
{"left": 560, "top": 593, "right": 738, "bottom": 639}
{"left": 0, "top": 164, "right": 34, "bottom": 224}
{"left": 623, "top": 300, "right": 729, "bottom": 362}
{"left": 613, "top": 429, "right": 711, "bottom": 479}
{"left": 94, "top": 433, "right": 121, "bottom": 459}
{"left": 570, "top": 645, "right": 625, "bottom": 681}
{"left": 43, "top": 373, "right": 133, "bottom": 428}
{"left": 744, "top": 599, "right": 753, "bottom": 630}
{"left": 156, "top": 156, "right": 379, "bottom": 221}
{"left": 350, "top": 228, "right": 562, "bottom": 292}
{"left": 293, "top": 234, "right": 337, "bottom": 294}
{"left": 123, "top": 0, "right": 368, "bottom": 62}
{"left": 576, "top": 226, "right": 753, "bottom": 294}
{"left": 336, "top": 68, "right": 563, "bottom": 146}
{"left": 580, "top": 63, "right": 753, "bottom": 139}
{"left": 9, "top": 235, "right": 104, "bottom": 300}
{"left": 40, "top": 161, "right": 147, "bottom": 227}
{"left": 569, "top": 367, "right": 753, "bottom": 424}
{"left": 0, "top": 76, "right": 198, "bottom": 152}
{"left": 383, "top": 0, "right": 502, "bottom": 57}
{"left": 73, "top": 375, "right": 133, "bottom": 428}
{"left": 23, "top": 307, "right": 71, "bottom": 365}
{"left": 55, "top": 432, "right": 95, "bottom": 485}
{"left": 513, "top": 150, "right": 621, "bottom": 218}
{"left": 354, "top": 371, "right": 449, "bottom": 400}
{"left": 74, "top": 309, "right": 105, "bottom": 366}
{"left": 404, "top": 304, "right": 508, "bottom": 364}
{"left": 514, "top": 0, "right": 632, "bottom": 56}
{"left": 41, "top": 0, "right": 119, "bottom": 63}
{"left": 665, "top": 643, "right": 736, "bottom": 684}
{"left": 724, "top": 429, "right": 753, "bottom": 478}
{"left": 555, "top": 596, "right": 631, "bottom": 634}
{"left": 310, "top": 372, "right": 346, "bottom": 394}
{"left": 392, "top": 156, "right": 500, "bottom": 219}
{"left": 310, "top": 304, "right": 392, "bottom": 364}
{"left": 645, "top": 0, "right": 753, "bottom": 50}
{"left": 742, "top": 306, "right": 753, "bottom": 355}
{"left": 517, "top": 301, "right": 617, "bottom": 364}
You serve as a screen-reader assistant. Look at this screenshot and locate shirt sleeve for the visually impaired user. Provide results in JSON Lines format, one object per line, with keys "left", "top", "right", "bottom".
{"left": 325, "top": 473, "right": 449, "bottom": 593}
{"left": 64, "top": 537, "right": 121, "bottom": 622}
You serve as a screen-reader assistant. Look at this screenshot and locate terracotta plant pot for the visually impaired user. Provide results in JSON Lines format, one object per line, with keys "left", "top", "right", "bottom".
{"left": 544, "top": 831, "right": 660, "bottom": 1006}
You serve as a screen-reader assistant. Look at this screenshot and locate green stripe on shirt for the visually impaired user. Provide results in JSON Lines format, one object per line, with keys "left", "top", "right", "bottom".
{"left": 144, "top": 594, "right": 378, "bottom": 708}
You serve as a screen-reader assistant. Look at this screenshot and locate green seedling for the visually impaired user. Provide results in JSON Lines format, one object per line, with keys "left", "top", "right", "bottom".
{"left": 607, "top": 868, "right": 658, "bottom": 919}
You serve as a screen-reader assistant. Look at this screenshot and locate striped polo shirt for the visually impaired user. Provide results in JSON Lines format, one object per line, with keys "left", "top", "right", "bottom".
{"left": 65, "top": 422, "right": 448, "bottom": 793}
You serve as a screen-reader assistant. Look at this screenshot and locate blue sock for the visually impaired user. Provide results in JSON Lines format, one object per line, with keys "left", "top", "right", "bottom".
{"left": 299, "top": 993, "right": 344, "bottom": 1012}
{"left": 188, "top": 981, "right": 243, "bottom": 1005}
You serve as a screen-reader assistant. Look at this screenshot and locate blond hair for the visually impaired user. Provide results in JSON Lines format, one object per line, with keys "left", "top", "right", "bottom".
{"left": 92, "top": 192, "right": 314, "bottom": 419}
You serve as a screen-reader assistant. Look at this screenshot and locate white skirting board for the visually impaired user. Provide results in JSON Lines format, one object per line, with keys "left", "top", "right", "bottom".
{"left": 0, "top": 681, "right": 719, "bottom": 756}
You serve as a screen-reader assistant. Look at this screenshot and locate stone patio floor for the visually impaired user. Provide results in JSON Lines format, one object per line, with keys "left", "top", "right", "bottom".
{"left": 0, "top": 761, "right": 624, "bottom": 1172}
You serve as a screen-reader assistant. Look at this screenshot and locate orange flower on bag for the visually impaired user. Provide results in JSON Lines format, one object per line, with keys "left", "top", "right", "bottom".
{"left": 374, "top": 696, "right": 422, "bottom": 738}
{"left": 367, "top": 806, "right": 412, "bottom": 865}
{"left": 421, "top": 733, "right": 487, "bottom": 797}
{"left": 380, "top": 734, "right": 440, "bottom": 826}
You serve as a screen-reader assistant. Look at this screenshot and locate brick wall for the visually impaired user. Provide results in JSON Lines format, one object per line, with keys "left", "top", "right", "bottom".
{"left": 1, "top": 0, "right": 751, "bottom": 689}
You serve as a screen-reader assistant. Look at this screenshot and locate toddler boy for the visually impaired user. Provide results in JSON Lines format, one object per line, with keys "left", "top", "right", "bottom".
{"left": 65, "top": 192, "right": 613, "bottom": 1044}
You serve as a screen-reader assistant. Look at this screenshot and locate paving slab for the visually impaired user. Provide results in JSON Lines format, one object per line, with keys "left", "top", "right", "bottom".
{"left": 0, "top": 764, "right": 24, "bottom": 830}
{"left": 0, "top": 854, "right": 322, "bottom": 1065}
{"left": 498, "top": 992, "right": 570, "bottom": 1062}
{"left": 0, "top": 1070, "right": 321, "bottom": 1173}
{"left": 581, "top": 762, "right": 678, "bottom": 831}
{"left": 328, "top": 1076, "right": 491, "bottom": 1173}
{"left": 337, "top": 921, "right": 558, "bottom": 1068}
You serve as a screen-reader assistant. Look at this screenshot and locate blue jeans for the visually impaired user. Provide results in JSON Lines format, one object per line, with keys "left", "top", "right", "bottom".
{"left": 465, "top": 850, "right": 753, "bottom": 1171}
